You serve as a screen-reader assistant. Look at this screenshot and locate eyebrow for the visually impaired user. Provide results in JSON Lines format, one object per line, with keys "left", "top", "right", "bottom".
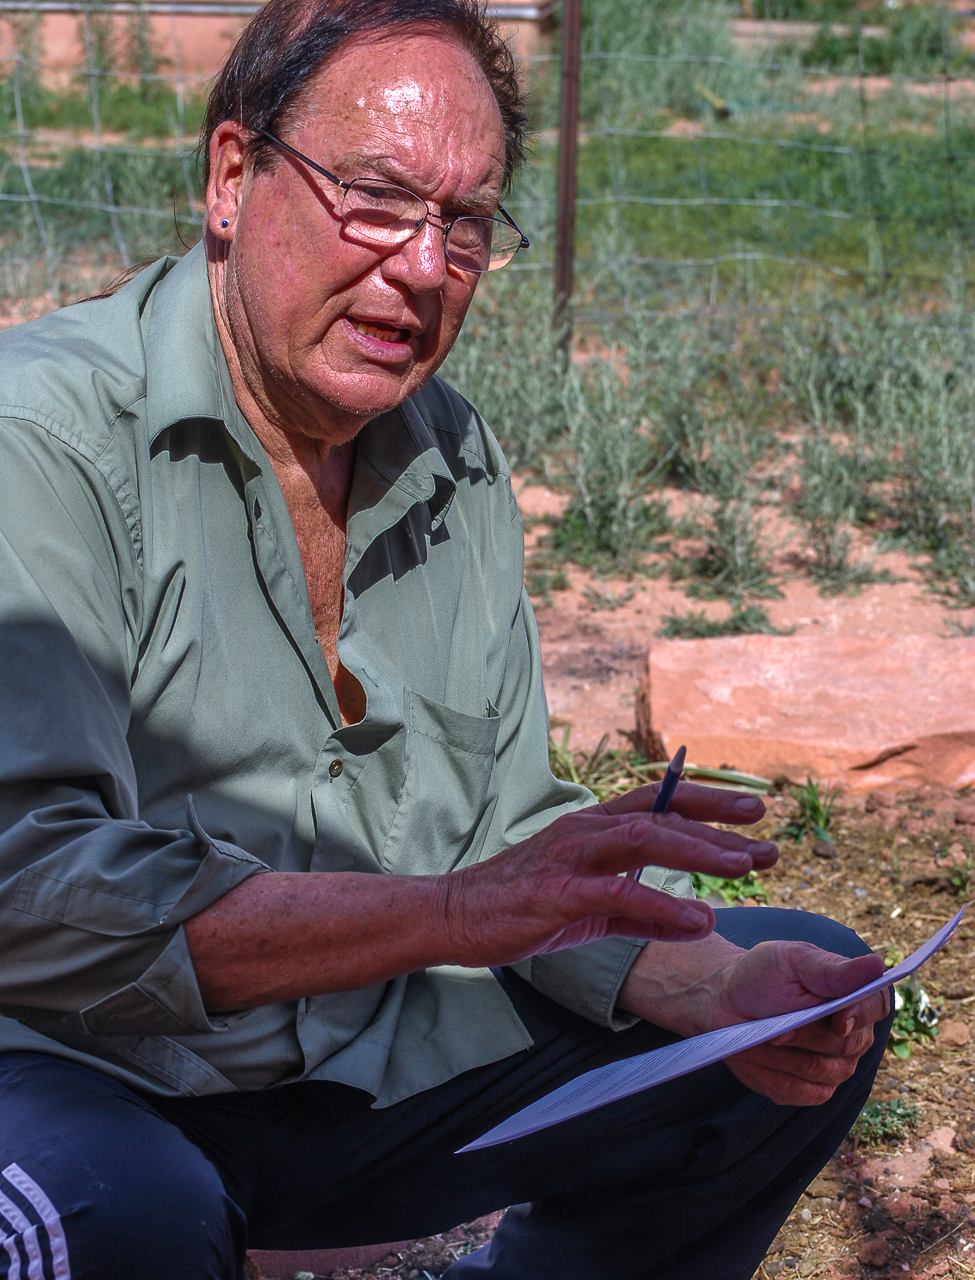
{"left": 338, "top": 151, "right": 503, "bottom": 216}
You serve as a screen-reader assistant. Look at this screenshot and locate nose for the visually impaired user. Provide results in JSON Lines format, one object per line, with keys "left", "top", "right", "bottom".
{"left": 380, "top": 217, "right": 448, "bottom": 294}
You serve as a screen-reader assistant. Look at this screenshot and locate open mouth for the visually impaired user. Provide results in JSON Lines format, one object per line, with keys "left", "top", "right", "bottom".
{"left": 347, "top": 318, "right": 411, "bottom": 344}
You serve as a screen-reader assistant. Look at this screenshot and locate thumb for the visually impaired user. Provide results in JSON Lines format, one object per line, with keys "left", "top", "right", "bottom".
{"left": 791, "top": 947, "right": 885, "bottom": 1001}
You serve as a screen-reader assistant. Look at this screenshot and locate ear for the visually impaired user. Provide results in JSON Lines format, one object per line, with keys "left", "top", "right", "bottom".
{"left": 206, "top": 121, "right": 249, "bottom": 241}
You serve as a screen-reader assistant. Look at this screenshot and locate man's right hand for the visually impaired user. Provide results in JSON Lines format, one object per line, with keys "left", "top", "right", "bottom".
{"left": 437, "top": 782, "right": 777, "bottom": 966}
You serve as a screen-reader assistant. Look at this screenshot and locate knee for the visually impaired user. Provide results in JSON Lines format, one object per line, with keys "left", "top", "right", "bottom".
{"left": 714, "top": 906, "right": 874, "bottom": 959}
{"left": 3, "top": 1130, "right": 244, "bottom": 1280}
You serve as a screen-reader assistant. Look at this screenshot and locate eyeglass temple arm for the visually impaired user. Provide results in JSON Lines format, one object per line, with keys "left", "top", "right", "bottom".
{"left": 258, "top": 130, "right": 351, "bottom": 193}
{"left": 497, "top": 204, "right": 530, "bottom": 250}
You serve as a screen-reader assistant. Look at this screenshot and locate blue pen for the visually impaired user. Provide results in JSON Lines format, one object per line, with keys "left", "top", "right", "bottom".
{"left": 626, "top": 744, "right": 686, "bottom": 882}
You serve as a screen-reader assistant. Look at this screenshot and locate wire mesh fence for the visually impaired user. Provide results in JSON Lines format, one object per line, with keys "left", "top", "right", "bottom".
{"left": 0, "top": 1, "right": 969, "bottom": 319}
{"left": 0, "top": 0, "right": 246, "bottom": 320}
{"left": 497, "top": 0, "right": 975, "bottom": 323}
{"left": 1, "top": 0, "right": 974, "bottom": 622}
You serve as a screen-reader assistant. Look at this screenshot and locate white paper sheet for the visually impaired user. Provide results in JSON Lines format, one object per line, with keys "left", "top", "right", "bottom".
{"left": 459, "top": 904, "right": 968, "bottom": 1153}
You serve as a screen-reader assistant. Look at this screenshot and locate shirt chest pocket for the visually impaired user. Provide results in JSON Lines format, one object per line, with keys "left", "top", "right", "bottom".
{"left": 379, "top": 690, "right": 501, "bottom": 875}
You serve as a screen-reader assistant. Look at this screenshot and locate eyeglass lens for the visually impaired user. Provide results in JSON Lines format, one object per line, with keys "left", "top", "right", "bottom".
{"left": 340, "top": 179, "right": 523, "bottom": 272}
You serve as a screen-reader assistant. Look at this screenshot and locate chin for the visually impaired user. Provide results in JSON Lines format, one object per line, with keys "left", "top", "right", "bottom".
{"left": 333, "top": 372, "right": 434, "bottom": 417}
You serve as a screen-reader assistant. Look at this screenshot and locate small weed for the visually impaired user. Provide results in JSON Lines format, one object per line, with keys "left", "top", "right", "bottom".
{"left": 672, "top": 497, "right": 782, "bottom": 603}
{"left": 794, "top": 433, "right": 897, "bottom": 596}
{"left": 883, "top": 945, "right": 905, "bottom": 970}
{"left": 852, "top": 1098, "right": 921, "bottom": 1147}
{"left": 636, "top": 560, "right": 668, "bottom": 580}
{"left": 947, "top": 846, "right": 975, "bottom": 898}
{"left": 549, "top": 494, "right": 670, "bottom": 576}
{"left": 945, "top": 617, "right": 975, "bottom": 639}
{"left": 889, "top": 981, "right": 941, "bottom": 1059}
{"left": 691, "top": 870, "right": 768, "bottom": 905}
{"left": 779, "top": 777, "right": 837, "bottom": 845}
{"left": 656, "top": 605, "right": 788, "bottom": 639}
{"left": 551, "top": 353, "right": 671, "bottom": 574}
{"left": 582, "top": 583, "right": 636, "bottom": 612}
{"left": 525, "top": 567, "right": 569, "bottom": 607}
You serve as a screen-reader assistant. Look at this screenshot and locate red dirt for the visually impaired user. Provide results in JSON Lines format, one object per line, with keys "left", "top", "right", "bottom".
{"left": 515, "top": 477, "right": 975, "bottom": 791}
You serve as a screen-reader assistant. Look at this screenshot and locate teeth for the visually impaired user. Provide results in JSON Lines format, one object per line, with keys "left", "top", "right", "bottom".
{"left": 350, "top": 320, "right": 408, "bottom": 342}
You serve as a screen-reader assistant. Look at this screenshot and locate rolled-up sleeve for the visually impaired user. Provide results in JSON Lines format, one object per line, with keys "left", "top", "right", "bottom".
{"left": 0, "top": 416, "right": 269, "bottom": 1037}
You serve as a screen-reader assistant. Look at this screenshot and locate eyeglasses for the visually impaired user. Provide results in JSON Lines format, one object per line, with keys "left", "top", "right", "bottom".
{"left": 258, "top": 130, "right": 530, "bottom": 274}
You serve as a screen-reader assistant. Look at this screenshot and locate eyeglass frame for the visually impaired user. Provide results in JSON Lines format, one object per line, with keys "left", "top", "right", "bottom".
{"left": 255, "top": 129, "right": 530, "bottom": 273}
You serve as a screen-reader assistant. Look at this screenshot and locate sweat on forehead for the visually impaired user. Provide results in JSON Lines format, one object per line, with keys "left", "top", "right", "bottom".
{"left": 200, "top": 0, "right": 530, "bottom": 191}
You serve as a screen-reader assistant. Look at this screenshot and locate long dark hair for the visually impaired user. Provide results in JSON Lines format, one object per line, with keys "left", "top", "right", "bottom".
{"left": 201, "top": 0, "right": 530, "bottom": 192}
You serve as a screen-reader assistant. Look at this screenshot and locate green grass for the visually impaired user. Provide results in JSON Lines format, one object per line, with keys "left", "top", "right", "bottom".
{"left": 852, "top": 1098, "right": 921, "bottom": 1146}
{"left": 778, "top": 777, "right": 837, "bottom": 845}
{"left": 656, "top": 604, "right": 786, "bottom": 639}
{"left": 512, "top": 122, "right": 975, "bottom": 308}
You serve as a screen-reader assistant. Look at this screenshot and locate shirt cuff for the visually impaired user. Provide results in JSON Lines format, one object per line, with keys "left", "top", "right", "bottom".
{"left": 510, "top": 867, "right": 696, "bottom": 1029}
{"left": 76, "top": 802, "right": 271, "bottom": 1037}
{"left": 511, "top": 936, "right": 647, "bottom": 1030}
{"left": 80, "top": 925, "right": 240, "bottom": 1036}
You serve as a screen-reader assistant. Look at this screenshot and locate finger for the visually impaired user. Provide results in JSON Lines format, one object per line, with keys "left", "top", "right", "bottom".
{"left": 830, "top": 988, "right": 891, "bottom": 1038}
{"left": 725, "top": 1052, "right": 851, "bottom": 1106}
{"left": 577, "top": 813, "right": 777, "bottom": 880}
{"left": 773, "top": 1023, "right": 875, "bottom": 1059}
{"left": 567, "top": 874, "right": 716, "bottom": 941}
{"left": 603, "top": 781, "right": 767, "bottom": 828}
{"left": 731, "top": 1040, "right": 862, "bottom": 1088}
{"left": 787, "top": 946, "right": 887, "bottom": 1004}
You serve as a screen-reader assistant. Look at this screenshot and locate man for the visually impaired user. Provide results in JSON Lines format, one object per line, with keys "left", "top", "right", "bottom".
{"left": 0, "top": 1, "right": 890, "bottom": 1276}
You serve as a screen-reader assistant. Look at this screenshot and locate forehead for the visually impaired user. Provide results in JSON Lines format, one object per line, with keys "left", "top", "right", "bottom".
{"left": 291, "top": 30, "right": 505, "bottom": 190}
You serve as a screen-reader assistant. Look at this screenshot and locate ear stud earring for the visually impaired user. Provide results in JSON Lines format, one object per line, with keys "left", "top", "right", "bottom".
{"left": 221, "top": 220, "right": 229, "bottom": 228}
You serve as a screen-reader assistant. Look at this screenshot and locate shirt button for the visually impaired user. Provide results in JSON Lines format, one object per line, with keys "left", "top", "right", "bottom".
{"left": 328, "top": 759, "right": 344, "bottom": 778}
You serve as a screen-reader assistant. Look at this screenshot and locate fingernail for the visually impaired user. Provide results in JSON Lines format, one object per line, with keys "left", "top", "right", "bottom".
{"left": 680, "top": 903, "right": 710, "bottom": 929}
{"left": 734, "top": 795, "right": 762, "bottom": 814}
{"left": 720, "top": 851, "right": 750, "bottom": 872}
{"left": 840, "top": 1017, "right": 854, "bottom": 1036}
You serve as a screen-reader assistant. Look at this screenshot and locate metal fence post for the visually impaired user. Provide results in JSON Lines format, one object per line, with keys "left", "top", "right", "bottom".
{"left": 554, "top": 0, "right": 582, "bottom": 347}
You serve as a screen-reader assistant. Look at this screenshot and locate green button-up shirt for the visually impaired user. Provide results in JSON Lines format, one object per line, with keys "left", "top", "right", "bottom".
{"left": 0, "top": 245, "right": 691, "bottom": 1104}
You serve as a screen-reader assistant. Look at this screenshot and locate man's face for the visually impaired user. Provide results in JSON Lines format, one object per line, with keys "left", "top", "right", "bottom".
{"left": 207, "top": 30, "right": 506, "bottom": 445}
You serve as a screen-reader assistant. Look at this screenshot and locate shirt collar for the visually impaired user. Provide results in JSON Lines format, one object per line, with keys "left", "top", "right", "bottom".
{"left": 143, "top": 242, "right": 240, "bottom": 448}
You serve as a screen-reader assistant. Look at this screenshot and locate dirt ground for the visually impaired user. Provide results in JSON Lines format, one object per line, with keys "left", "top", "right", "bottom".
{"left": 513, "top": 479, "right": 975, "bottom": 764}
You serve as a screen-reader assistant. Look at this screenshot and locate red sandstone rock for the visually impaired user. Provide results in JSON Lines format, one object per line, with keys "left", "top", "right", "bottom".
{"left": 881, "top": 1193, "right": 925, "bottom": 1220}
{"left": 956, "top": 803, "right": 975, "bottom": 825}
{"left": 634, "top": 634, "right": 975, "bottom": 790}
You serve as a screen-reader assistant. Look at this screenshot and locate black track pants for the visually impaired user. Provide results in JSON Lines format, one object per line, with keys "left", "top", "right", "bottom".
{"left": 0, "top": 909, "right": 892, "bottom": 1280}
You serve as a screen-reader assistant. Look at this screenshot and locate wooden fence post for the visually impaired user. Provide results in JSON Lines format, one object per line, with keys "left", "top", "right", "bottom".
{"left": 554, "top": 0, "right": 582, "bottom": 348}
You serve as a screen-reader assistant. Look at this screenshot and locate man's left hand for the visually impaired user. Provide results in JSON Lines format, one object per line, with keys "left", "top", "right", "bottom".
{"left": 711, "top": 942, "right": 889, "bottom": 1105}
{"left": 618, "top": 935, "right": 889, "bottom": 1107}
